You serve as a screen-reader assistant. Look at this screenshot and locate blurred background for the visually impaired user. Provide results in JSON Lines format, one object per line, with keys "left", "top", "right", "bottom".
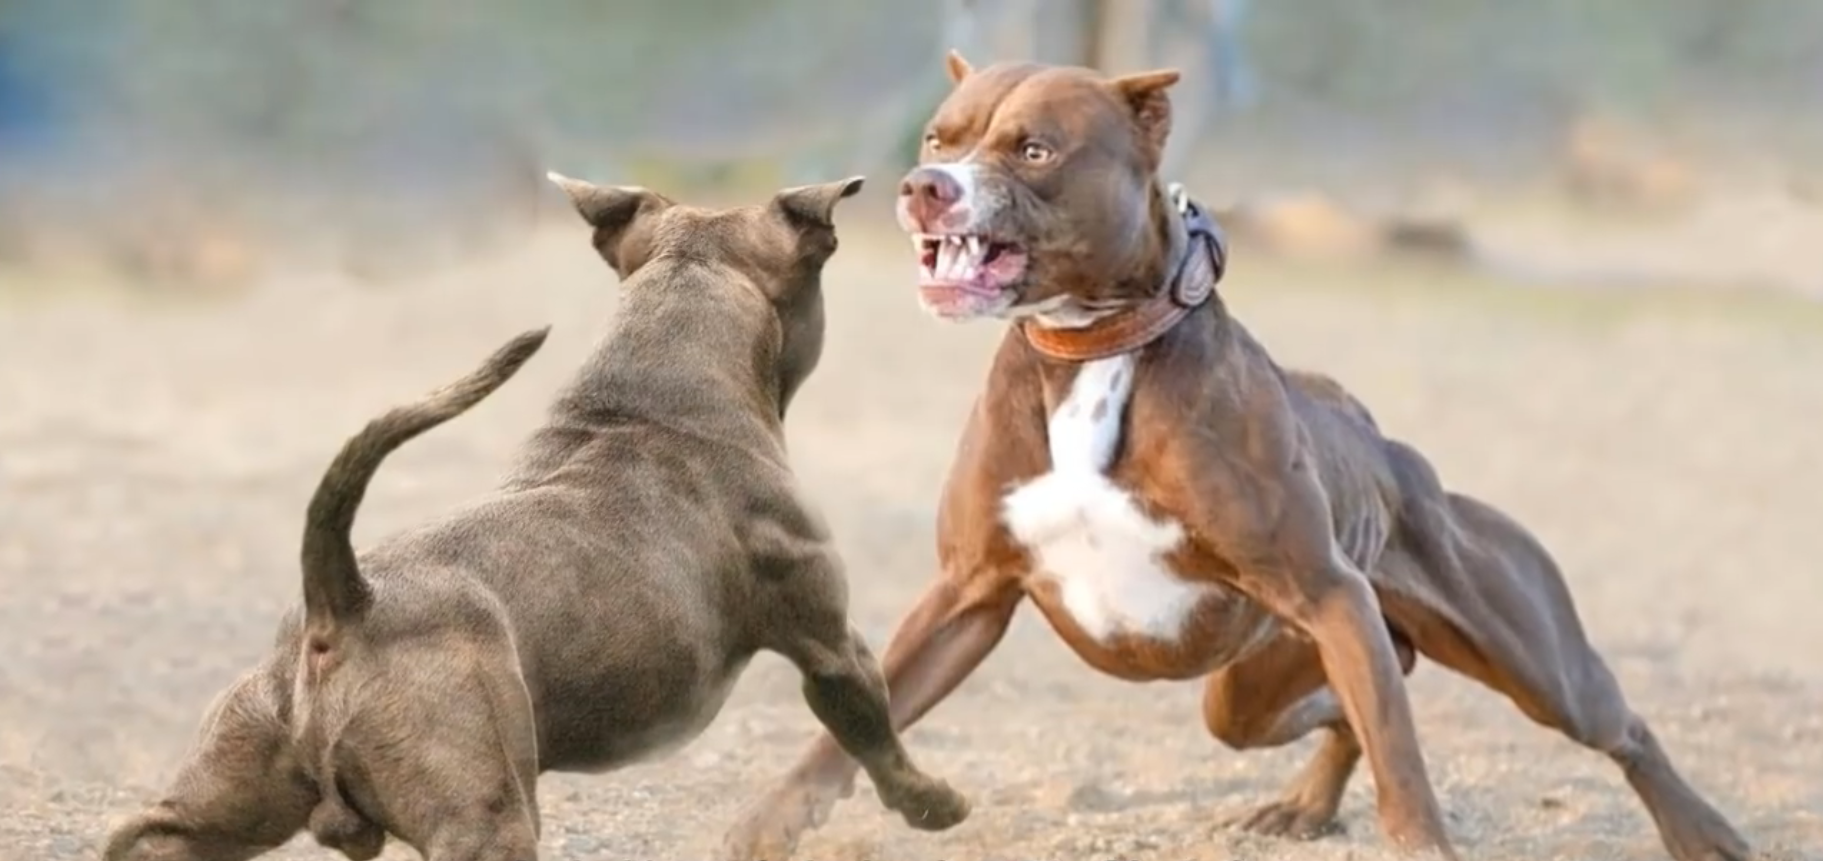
{"left": 1, "top": 0, "right": 1821, "bottom": 294}
{"left": 3, "top": 3, "right": 1822, "bottom": 860}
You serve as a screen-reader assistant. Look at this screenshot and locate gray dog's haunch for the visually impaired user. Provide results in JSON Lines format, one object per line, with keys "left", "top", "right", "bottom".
{"left": 101, "top": 175, "right": 969, "bottom": 861}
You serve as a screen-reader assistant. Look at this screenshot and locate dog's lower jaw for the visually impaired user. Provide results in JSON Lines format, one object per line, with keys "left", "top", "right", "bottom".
{"left": 916, "top": 285, "right": 1016, "bottom": 321}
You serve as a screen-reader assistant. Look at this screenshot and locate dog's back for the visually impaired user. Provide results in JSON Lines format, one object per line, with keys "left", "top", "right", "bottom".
{"left": 106, "top": 176, "right": 974, "bottom": 861}
{"left": 298, "top": 327, "right": 551, "bottom": 639}
{"left": 359, "top": 355, "right": 793, "bottom": 772}
{"left": 350, "top": 182, "right": 861, "bottom": 772}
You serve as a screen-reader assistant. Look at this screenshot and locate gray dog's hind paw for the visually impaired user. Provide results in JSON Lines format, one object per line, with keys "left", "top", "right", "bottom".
{"left": 884, "top": 776, "right": 970, "bottom": 832}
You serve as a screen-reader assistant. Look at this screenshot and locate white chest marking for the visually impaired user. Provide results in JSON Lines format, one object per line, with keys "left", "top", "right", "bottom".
{"left": 1000, "top": 353, "right": 1217, "bottom": 643}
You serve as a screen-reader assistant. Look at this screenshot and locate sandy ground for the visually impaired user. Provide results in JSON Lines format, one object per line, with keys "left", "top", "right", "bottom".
{"left": 2, "top": 203, "right": 1820, "bottom": 861}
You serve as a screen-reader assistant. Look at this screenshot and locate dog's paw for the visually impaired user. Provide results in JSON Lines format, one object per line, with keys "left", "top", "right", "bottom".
{"left": 717, "top": 782, "right": 840, "bottom": 861}
{"left": 880, "top": 774, "right": 970, "bottom": 832}
{"left": 1220, "top": 798, "right": 1343, "bottom": 840}
{"left": 1662, "top": 822, "right": 1755, "bottom": 861}
{"left": 717, "top": 817, "right": 796, "bottom": 861}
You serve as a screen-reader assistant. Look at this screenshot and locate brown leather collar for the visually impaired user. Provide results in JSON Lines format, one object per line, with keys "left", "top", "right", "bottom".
{"left": 1018, "top": 188, "right": 1229, "bottom": 362}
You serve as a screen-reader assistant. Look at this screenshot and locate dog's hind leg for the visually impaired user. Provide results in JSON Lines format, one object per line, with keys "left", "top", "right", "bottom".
{"left": 103, "top": 667, "right": 315, "bottom": 861}
{"left": 1202, "top": 621, "right": 1417, "bottom": 839}
{"left": 1381, "top": 443, "right": 1752, "bottom": 861}
{"left": 338, "top": 642, "right": 542, "bottom": 861}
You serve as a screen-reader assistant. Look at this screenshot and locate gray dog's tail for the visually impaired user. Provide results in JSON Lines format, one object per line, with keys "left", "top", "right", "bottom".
{"left": 300, "top": 327, "right": 551, "bottom": 629}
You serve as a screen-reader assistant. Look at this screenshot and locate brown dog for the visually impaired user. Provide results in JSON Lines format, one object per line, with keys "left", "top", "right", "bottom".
{"left": 102, "top": 178, "right": 970, "bottom": 861}
{"left": 721, "top": 55, "right": 1754, "bottom": 861}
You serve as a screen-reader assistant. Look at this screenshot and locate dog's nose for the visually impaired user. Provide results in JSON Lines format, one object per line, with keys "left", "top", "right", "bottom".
{"left": 899, "top": 167, "right": 963, "bottom": 228}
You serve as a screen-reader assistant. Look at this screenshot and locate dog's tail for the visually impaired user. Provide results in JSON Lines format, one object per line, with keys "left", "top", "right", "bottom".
{"left": 300, "top": 327, "right": 551, "bottom": 629}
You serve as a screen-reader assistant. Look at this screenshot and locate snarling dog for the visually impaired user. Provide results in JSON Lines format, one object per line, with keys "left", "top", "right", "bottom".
{"left": 103, "top": 176, "right": 969, "bottom": 861}
{"left": 721, "top": 55, "right": 1754, "bottom": 861}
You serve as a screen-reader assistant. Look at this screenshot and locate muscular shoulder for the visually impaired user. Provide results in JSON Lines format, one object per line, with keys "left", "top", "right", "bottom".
{"left": 1283, "top": 368, "right": 1380, "bottom": 433}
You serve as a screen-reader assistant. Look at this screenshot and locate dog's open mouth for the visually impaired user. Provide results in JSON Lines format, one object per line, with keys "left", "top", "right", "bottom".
{"left": 913, "top": 233, "right": 1029, "bottom": 318}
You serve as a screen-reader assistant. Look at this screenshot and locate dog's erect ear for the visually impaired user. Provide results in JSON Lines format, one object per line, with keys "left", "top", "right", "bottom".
{"left": 546, "top": 171, "right": 667, "bottom": 230}
{"left": 945, "top": 49, "right": 973, "bottom": 85}
{"left": 1107, "top": 69, "right": 1181, "bottom": 163}
{"left": 546, "top": 171, "right": 671, "bottom": 271}
{"left": 772, "top": 176, "right": 865, "bottom": 229}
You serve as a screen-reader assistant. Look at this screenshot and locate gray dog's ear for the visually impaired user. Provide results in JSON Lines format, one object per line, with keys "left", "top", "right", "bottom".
{"left": 547, "top": 171, "right": 669, "bottom": 229}
{"left": 546, "top": 171, "right": 671, "bottom": 270}
{"left": 771, "top": 176, "right": 865, "bottom": 229}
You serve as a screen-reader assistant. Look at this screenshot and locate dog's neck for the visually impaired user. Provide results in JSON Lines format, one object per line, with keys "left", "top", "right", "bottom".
{"left": 1018, "top": 187, "right": 1228, "bottom": 363}
{"left": 542, "top": 270, "right": 791, "bottom": 454}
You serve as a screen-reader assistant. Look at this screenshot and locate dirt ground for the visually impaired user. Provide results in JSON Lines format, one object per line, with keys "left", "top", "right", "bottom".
{"left": 2, "top": 201, "right": 1820, "bottom": 861}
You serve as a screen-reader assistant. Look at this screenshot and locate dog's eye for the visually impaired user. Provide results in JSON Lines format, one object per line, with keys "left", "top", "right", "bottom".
{"left": 923, "top": 132, "right": 942, "bottom": 152}
{"left": 1020, "top": 141, "right": 1054, "bottom": 163}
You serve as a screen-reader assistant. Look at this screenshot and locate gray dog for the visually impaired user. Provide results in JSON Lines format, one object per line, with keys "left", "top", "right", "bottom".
{"left": 102, "top": 175, "right": 970, "bottom": 861}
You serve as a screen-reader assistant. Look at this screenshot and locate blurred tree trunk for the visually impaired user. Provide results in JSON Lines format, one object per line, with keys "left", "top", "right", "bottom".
{"left": 1048, "top": 0, "right": 1213, "bottom": 179}
{"left": 1056, "top": 0, "right": 1147, "bottom": 72}
{"left": 826, "top": 0, "right": 990, "bottom": 181}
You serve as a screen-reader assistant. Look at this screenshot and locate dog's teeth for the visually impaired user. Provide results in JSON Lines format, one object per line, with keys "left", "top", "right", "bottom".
{"left": 966, "top": 236, "right": 983, "bottom": 258}
{"left": 945, "top": 235, "right": 963, "bottom": 248}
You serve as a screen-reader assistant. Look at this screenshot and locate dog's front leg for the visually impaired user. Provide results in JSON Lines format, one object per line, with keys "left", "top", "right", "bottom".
{"left": 1218, "top": 466, "right": 1457, "bottom": 859}
{"left": 722, "top": 568, "right": 1020, "bottom": 861}
{"left": 793, "top": 622, "right": 970, "bottom": 827}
